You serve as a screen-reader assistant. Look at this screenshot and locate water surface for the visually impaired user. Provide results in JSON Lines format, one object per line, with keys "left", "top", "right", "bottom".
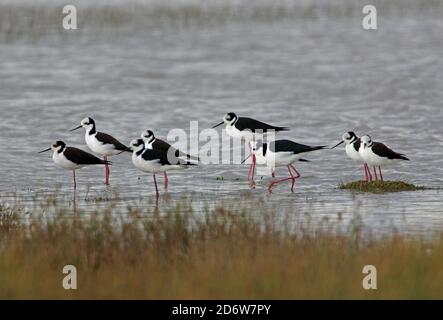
{"left": 1, "top": 0, "right": 443, "bottom": 236}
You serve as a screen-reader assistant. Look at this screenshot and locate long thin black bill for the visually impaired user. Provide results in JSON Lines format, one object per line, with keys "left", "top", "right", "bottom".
{"left": 211, "top": 121, "right": 224, "bottom": 129}
{"left": 38, "top": 148, "right": 51, "bottom": 154}
{"left": 241, "top": 154, "right": 251, "bottom": 164}
{"left": 330, "top": 140, "right": 344, "bottom": 149}
{"left": 70, "top": 125, "right": 82, "bottom": 132}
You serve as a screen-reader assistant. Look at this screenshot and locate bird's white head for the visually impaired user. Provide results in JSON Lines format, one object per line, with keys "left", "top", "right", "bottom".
{"left": 331, "top": 131, "right": 358, "bottom": 149}
{"left": 241, "top": 141, "right": 266, "bottom": 165}
{"left": 249, "top": 141, "right": 258, "bottom": 153}
{"left": 141, "top": 130, "right": 155, "bottom": 144}
{"left": 212, "top": 112, "right": 237, "bottom": 128}
{"left": 70, "top": 117, "right": 95, "bottom": 133}
{"left": 39, "top": 141, "right": 66, "bottom": 154}
{"left": 224, "top": 112, "right": 237, "bottom": 124}
{"left": 360, "top": 135, "right": 372, "bottom": 149}
{"left": 81, "top": 117, "right": 95, "bottom": 129}
{"left": 342, "top": 131, "right": 358, "bottom": 145}
{"left": 129, "top": 139, "right": 145, "bottom": 153}
{"left": 249, "top": 141, "right": 265, "bottom": 156}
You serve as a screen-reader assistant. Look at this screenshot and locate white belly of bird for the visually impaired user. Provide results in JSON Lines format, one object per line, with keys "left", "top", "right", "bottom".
{"left": 226, "top": 125, "right": 267, "bottom": 142}
{"left": 265, "top": 150, "right": 300, "bottom": 169}
{"left": 359, "top": 147, "right": 398, "bottom": 167}
{"left": 345, "top": 143, "right": 363, "bottom": 163}
{"left": 132, "top": 154, "right": 184, "bottom": 174}
{"left": 53, "top": 152, "right": 83, "bottom": 170}
{"left": 85, "top": 133, "right": 121, "bottom": 157}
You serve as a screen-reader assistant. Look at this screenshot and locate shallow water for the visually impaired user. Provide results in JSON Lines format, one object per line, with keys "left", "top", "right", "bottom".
{"left": 1, "top": 0, "right": 443, "bottom": 237}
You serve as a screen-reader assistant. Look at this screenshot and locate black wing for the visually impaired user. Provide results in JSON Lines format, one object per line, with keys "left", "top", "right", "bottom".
{"left": 271, "top": 140, "right": 326, "bottom": 155}
{"left": 96, "top": 132, "right": 131, "bottom": 152}
{"left": 64, "top": 147, "right": 109, "bottom": 165}
{"left": 353, "top": 138, "right": 361, "bottom": 152}
{"left": 141, "top": 148, "right": 196, "bottom": 166}
{"left": 153, "top": 138, "right": 199, "bottom": 161}
{"left": 372, "top": 142, "right": 409, "bottom": 160}
{"left": 235, "top": 117, "right": 289, "bottom": 133}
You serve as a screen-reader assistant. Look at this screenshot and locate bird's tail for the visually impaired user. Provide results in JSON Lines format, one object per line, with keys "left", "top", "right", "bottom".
{"left": 298, "top": 159, "right": 310, "bottom": 162}
{"left": 275, "top": 126, "right": 290, "bottom": 132}
{"left": 310, "top": 145, "right": 327, "bottom": 151}
{"left": 117, "top": 147, "right": 132, "bottom": 155}
{"left": 400, "top": 155, "right": 410, "bottom": 161}
{"left": 101, "top": 160, "right": 112, "bottom": 165}
{"left": 179, "top": 150, "right": 200, "bottom": 162}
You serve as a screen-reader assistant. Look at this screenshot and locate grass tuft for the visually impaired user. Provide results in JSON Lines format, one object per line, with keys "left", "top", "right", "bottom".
{"left": 1, "top": 198, "right": 443, "bottom": 299}
{"left": 339, "top": 181, "right": 426, "bottom": 193}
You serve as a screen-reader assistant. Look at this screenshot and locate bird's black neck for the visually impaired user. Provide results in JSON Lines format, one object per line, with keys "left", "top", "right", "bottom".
{"left": 136, "top": 146, "right": 145, "bottom": 156}
{"left": 262, "top": 143, "right": 268, "bottom": 156}
{"left": 88, "top": 124, "right": 96, "bottom": 135}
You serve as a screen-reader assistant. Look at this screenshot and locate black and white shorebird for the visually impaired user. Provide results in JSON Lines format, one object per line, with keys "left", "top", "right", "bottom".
{"left": 38, "top": 141, "right": 111, "bottom": 190}
{"left": 245, "top": 140, "right": 325, "bottom": 192}
{"left": 130, "top": 139, "right": 196, "bottom": 197}
{"left": 141, "top": 130, "right": 199, "bottom": 191}
{"left": 212, "top": 112, "right": 289, "bottom": 185}
{"left": 359, "top": 135, "right": 409, "bottom": 183}
{"left": 332, "top": 132, "right": 372, "bottom": 181}
{"left": 70, "top": 117, "right": 130, "bottom": 185}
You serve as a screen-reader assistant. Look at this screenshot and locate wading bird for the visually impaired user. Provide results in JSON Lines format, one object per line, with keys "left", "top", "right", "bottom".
{"left": 332, "top": 131, "right": 373, "bottom": 181}
{"left": 70, "top": 117, "right": 130, "bottom": 185}
{"left": 359, "top": 135, "right": 409, "bottom": 183}
{"left": 141, "top": 129, "right": 199, "bottom": 191}
{"left": 245, "top": 140, "right": 325, "bottom": 192}
{"left": 38, "top": 141, "right": 111, "bottom": 190}
{"left": 212, "top": 112, "right": 289, "bottom": 186}
{"left": 130, "top": 139, "right": 196, "bottom": 197}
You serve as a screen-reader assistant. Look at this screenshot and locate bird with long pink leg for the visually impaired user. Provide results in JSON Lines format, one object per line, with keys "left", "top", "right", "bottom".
{"left": 141, "top": 129, "right": 199, "bottom": 191}
{"left": 212, "top": 112, "right": 289, "bottom": 187}
{"left": 359, "top": 135, "right": 409, "bottom": 183}
{"left": 70, "top": 117, "right": 131, "bottom": 185}
{"left": 129, "top": 139, "right": 196, "bottom": 197}
{"left": 331, "top": 132, "right": 373, "bottom": 181}
{"left": 243, "top": 140, "right": 325, "bottom": 193}
{"left": 38, "top": 141, "right": 111, "bottom": 190}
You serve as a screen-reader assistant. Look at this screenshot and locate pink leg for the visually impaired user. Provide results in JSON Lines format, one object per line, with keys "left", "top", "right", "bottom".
{"left": 268, "top": 164, "right": 300, "bottom": 193}
{"left": 72, "top": 170, "right": 77, "bottom": 190}
{"left": 153, "top": 174, "right": 159, "bottom": 197}
{"left": 289, "top": 164, "right": 301, "bottom": 178}
{"left": 287, "top": 166, "right": 296, "bottom": 192}
{"left": 379, "top": 167, "right": 384, "bottom": 183}
{"left": 289, "top": 164, "right": 301, "bottom": 193}
{"left": 373, "top": 167, "right": 378, "bottom": 181}
{"left": 363, "top": 164, "right": 368, "bottom": 181}
{"left": 250, "top": 154, "right": 256, "bottom": 184}
{"left": 104, "top": 156, "right": 110, "bottom": 185}
{"left": 247, "top": 144, "right": 252, "bottom": 181}
{"left": 248, "top": 161, "right": 253, "bottom": 181}
{"left": 365, "top": 163, "right": 373, "bottom": 182}
{"left": 164, "top": 172, "right": 169, "bottom": 190}
{"left": 268, "top": 176, "right": 294, "bottom": 193}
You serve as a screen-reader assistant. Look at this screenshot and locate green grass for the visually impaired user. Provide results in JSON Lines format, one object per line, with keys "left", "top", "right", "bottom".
{"left": 1, "top": 199, "right": 443, "bottom": 299}
{"left": 339, "top": 181, "right": 426, "bottom": 193}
